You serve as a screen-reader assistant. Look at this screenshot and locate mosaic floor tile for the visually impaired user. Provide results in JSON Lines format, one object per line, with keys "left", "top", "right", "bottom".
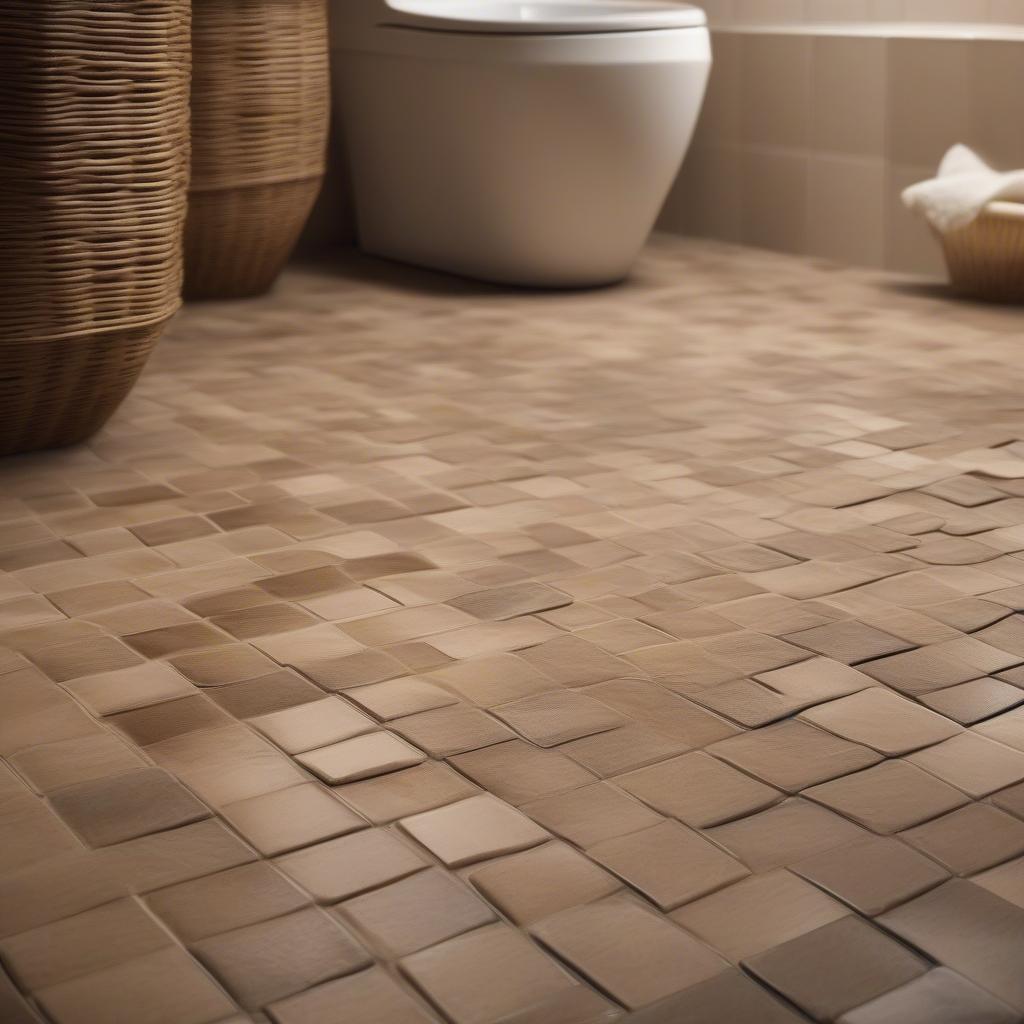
{"left": 10, "top": 240, "right": 1024, "bottom": 1016}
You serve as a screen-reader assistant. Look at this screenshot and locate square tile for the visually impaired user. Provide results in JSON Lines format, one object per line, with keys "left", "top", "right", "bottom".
{"left": 193, "top": 906, "right": 370, "bottom": 1010}
{"left": 906, "top": 732, "right": 1024, "bottom": 798}
{"left": 390, "top": 705, "right": 514, "bottom": 758}
{"left": 468, "top": 841, "right": 621, "bottom": 925}
{"left": 743, "top": 916, "right": 927, "bottom": 1023}
{"left": 400, "top": 923, "right": 576, "bottom": 1024}
{"left": 336, "top": 761, "right": 479, "bottom": 825}
{"left": 491, "top": 690, "right": 625, "bottom": 747}
{"left": 340, "top": 867, "right": 495, "bottom": 957}
{"left": 529, "top": 895, "right": 726, "bottom": 1011}
{"left": 449, "top": 740, "right": 596, "bottom": 805}
{"left": 900, "top": 804, "right": 1024, "bottom": 876}
{"left": 804, "top": 759, "right": 968, "bottom": 833}
{"left": 792, "top": 834, "right": 949, "bottom": 916}
{"left": 297, "top": 732, "right": 427, "bottom": 784}
{"left": 588, "top": 820, "right": 748, "bottom": 911}
{"left": 520, "top": 783, "right": 664, "bottom": 848}
{"left": 399, "top": 794, "right": 549, "bottom": 867}
{"left": 220, "top": 783, "right": 367, "bottom": 856}
{"left": 275, "top": 829, "right": 427, "bottom": 903}
{"left": 48, "top": 768, "right": 210, "bottom": 848}
{"left": 268, "top": 967, "right": 435, "bottom": 1024}
{"left": 249, "top": 697, "right": 376, "bottom": 754}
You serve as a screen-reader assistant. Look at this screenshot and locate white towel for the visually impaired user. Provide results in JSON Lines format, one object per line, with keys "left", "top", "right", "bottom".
{"left": 901, "top": 144, "right": 1024, "bottom": 234}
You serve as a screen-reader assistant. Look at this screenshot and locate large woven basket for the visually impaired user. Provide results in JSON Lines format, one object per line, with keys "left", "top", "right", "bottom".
{"left": 0, "top": 0, "right": 190, "bottom": 456}
{"left": 185, "top": 0, "right": 329, "bottom": 300}
{"left": 940, "top": 202, "right": 1024, "bottom": 304}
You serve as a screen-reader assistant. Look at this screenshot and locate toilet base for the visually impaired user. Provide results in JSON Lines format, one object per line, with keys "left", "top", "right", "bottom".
{"left": 334, "top": 29, "right": 711, "bottom": 289}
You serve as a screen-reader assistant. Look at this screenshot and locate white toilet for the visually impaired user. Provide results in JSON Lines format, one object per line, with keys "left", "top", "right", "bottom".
{"left": 331, "top": 1, "right": 711, "bottom": 287}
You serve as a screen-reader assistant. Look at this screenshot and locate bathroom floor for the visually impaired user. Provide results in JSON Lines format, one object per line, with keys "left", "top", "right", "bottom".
{"left": 5, "top": 236, "right": 1024, "bottom": 1024}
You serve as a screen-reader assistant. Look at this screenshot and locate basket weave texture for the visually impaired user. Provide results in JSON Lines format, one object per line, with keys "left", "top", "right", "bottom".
{"left": 185, "top": 0, "right": 329, "bottom": 299}
{"left": 0, "top": 0, "right": 190, "bottom": 456}
{"left": 940, "top": 204, "right": 1024, "bottom": 304}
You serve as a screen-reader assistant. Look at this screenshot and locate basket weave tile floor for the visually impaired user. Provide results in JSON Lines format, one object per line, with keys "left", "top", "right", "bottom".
{"left": 3, "top": 236, "right": 1024, "bottom": 1023}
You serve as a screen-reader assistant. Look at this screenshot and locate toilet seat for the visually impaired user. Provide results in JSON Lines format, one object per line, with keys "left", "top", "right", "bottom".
{"left": 381, "top": 0, "right": 706, "bottom": 34}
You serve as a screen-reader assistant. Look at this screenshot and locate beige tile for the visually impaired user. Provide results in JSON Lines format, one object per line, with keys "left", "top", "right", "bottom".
{"left": 740, "top": 33, "right": 812, "bottom": 149}
{"left": 806, "top": 156, "right": 887, "bottom": 267}
{"left": 811, "top": 36, "right": 887, "bottom": 157}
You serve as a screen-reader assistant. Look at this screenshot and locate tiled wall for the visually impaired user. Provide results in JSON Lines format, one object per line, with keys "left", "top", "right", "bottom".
{"left": 659, "top": 28, "right": 1024, "bottom": 275}
{"left": 701, "top": 0, "right": 1024, "bottom": 25}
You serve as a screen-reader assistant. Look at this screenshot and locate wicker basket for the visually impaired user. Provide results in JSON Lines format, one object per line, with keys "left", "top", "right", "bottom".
{"left": 185, "top": 0, "right": 329, "bottom": 300}
{"left": 0, "top": 0, "right": 190, "bottom": 456}
{"left": 940, "top": 202, "right": 1024, "bottom": 304}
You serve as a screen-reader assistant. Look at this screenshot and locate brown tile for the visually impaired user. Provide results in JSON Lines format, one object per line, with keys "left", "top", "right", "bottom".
{"left": 193, "top": 906, "right": 370, "bottom": 1010}
{"left": 615, "top": 750, "right": 781, "bottom": 828}
{"left": 99, "top": 818, "right": 257, "bottom": 894}
{"left": 147, "top": 861, "right": 310, "bottom": 942}
{"left": 35, "top": 947, "right": 235, "bottom": 1024}
{"left": 805, "top": 759, "right": 969, "bottom": 833}
{"left": 627, "top": 969, "right": 804, "bottom": 1024}
{"left": 860, "top": 646, "right": 982, "bottom": 695}
{"left": 672, "top": 868, "right": 849, "bottom": 963}
{"left": 518, "top": 635, "right": 632, "bottom": 687}
{"left": 275, "top": 828, "right": 427, "bottom": 903}
{"left": 491, "top": 690, "right": 624, "bottom": 748}
{"left": 253, "top": 624, "right": 363, "bottom": 667}
{"left": 529, "top": 895, "right": 726, "bottom": 1011}
{"left": 450, "top": 739, "right": 595, "bottom": 805}
{"left": 205, "top": 668, "right": 325, "bottom": 718}
{"left": 784, "top": 620, "right": 912, "bottom": 664}
{"left": 249, "top": 697, "right": 376, "bottom": 754}
{"left": 340, "top": 605, "right": 476, "bottom": 647}
{"left": 63, "top": 662, "right": 195, "bottom": 716}
{"left": 49, "top": 768, "right": 210, "bottom": 847}
{"left": 520, "top": 782, "right": 664, "bottom": 848}
{"left": 107, "top": 694, "right": 233, "bottom": 746}
{"left": 557, "top": 724, "right": 689, "bottom": 777}
{"left": 297, "top": 732, "right": 427, "bottom": 784}
{"left": 879, "top": 880, "right": 1024, "bottom": 1012}
{"left": 346, "top": 676, "right": 459, "bottom": 720}
{"left": 301, "top": 585, "right": 401, "bottom": 621}
{"left": 975, "top": 856, "right": 1024, "bottom": 909}
{"left": 125, "top": 621, "right": 232, "bottom": 658}
{"left": 920, "top": 678, "right": 1024, "bottom": 725}
{"left": 708, "top": 720, "right": 882, "bottom": 793}
{"left": 31, "top": 635, "right": 144, "bottom": 682}
{"left": 906, "top": 732, "right": 1024, "bottom": 798}
{"left": 169, "top": 643, "right": 278, "bottom": 686}
{"left": 0, "top": 896, "right": 171, "bottom": 992}
{"left": 400, "top": 923, "right": 576, "bottom": 1024}
{"left": 257, "top": 565, "right": 352, "bottom": 600}
{"left": 390, "top": 704, "right": 514, "bottom": 757}
{"left": 268, "top": 966, "right": 435, "bottom": 1024}
{"left": 428, "top": 653, "right": 553, "bottom": 707}
{"left": 446, "top": 582, "right": 572, "bottom": 621}
{"left": 10, "top": 732, "right": 145, "bottom": 793}
{"left": 221, "top": 783, "right": 367, "bottom": 856}
{"left": 340, "top": 866, "right": 495, "bottom": 957}
{"left": 707, "top": 798, "right": 869, "bottom": 872}
{"left": 47, "top": 580, "right": 150, "bottom": 617}
{"left": 589, "top": 820, "right": 748, "bottom": 911}
{"left": 800, "top": 688, "right": 961, "bottom": 755}
{"left": 793, "top": 834, "right": 949, "bottom": 916}
{"left": 743, "top": 916, "right": 928, "bottom": 1023}
{"left": 336, "top": 761, "right": 478, "bottom": 825}
{"left": 468, "top": 841, "right": 621, "bottom": 925}
{"left": 838, "top": 967, "right": 1020, "bottom": 1024}
{"left": 301, "top": 648, "right": 408, "bottom": 691}
{"left": 588, "top": 678, "right": 738, "bottom": 746}
{"left": 900, "top": 804, "right": 1024, "bottom": 876}
{"left": 211, "top": 603, "right": 319, "bottom": 639}
{"left": 400, "top": 793, "right": 549, "bottom": 866}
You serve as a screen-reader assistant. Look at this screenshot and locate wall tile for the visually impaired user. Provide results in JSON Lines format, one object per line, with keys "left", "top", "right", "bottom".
{"left": 885, "top": 163, "right": 948, "bottom": 275}
{"left": 734, "top": 0, "right": 804, "bottom": 24}
{"left": 693, "top": 31, "right": 743, "bottom": 148}
{"left": 887, "top": 38, "right": 971, "bottom": 167}
{"left": 660, "top": 145, "right": 744, "bottom": 242}
{"left": 741, "top": 148, "right": 810, "bottom": 254}
{"left": 990, "top": 0, "right": 1024, "bottom": 24}
{"left": 968, "top": 40, "right": 1024, "bottom": 170}
{"left": 805, "top": 0, "right": 872, "bottom": 21}
{"left": 811, "top": 36, "right": 887, "bottom": 156}
{"left": 904, "top": 0, "right": 991, "bottom": 20}
{"left": 741, "top": 34, "right": 813, "bottom": 149}
{"left": 806, "top": 156, "right": 886, "bottom": 265}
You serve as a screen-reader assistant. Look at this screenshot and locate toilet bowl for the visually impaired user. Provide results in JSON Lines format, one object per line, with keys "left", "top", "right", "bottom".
{"left": 331, "top": 0, "right": 711, "bottom": 287}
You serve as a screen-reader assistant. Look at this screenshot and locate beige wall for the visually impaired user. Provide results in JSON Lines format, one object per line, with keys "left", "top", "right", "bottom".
{"left": 659, "top": 27, "right": 1024, "bottom": 275}
{"left": 701, "top": 0, "right": 1024, "bottom": 25}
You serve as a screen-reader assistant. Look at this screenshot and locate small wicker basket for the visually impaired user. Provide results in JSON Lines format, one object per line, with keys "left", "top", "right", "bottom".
{"left": 185, "top": 0, "right": 329, "bottom": 300}
{"left": 939, "top": 201, "right": 1024, "bottom": 304}
{"left": 0, "top": 0, "right": 191, "bottom": 456}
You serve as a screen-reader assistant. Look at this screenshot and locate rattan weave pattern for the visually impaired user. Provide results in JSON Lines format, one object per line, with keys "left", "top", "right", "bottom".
{"left": 0, "top": 0, "right": 190, "bottom": 453}
{"left": 184, "top": 0, "right": 329, "bottom": 299}
{"left": 940, "top": 204, "right": 1024, "bottom": 304}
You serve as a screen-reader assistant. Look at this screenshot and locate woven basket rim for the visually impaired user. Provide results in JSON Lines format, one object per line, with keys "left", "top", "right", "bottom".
{"left": 5, "top": 299, "right": 182, "bottom": 346}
